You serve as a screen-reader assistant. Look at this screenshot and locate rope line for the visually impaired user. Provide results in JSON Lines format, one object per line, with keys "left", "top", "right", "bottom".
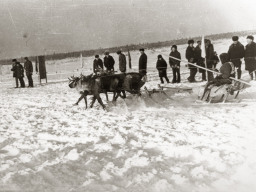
{"left": 168, "top": 55, "right": 251, "bottom": 86}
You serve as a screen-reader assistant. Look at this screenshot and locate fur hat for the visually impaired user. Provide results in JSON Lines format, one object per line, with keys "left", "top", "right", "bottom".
{"left": 188, "top": 39, "right": 194, "bottom": 44}
{"left": 219, "top": 53, "right": 230, "bottom": 64}
{"left": 95, "top": 55, "right": 99, "bottom": 58}
{"left": 157, "top": 54, "right": 162, "bottom": 59}
{"left": 171, "top": 45, "right": 177, "bottom": 49}
{"left": 247, "top": 35, "right": 254, "bottom": 41}
{"left": 205, "top": 39, "right": 211, "bottom": 44}
{"left": 139, "top": 48, "right": 145, "bottom": 51}
{"left": 232, "top": 36, "right": 239, "bottom": 41}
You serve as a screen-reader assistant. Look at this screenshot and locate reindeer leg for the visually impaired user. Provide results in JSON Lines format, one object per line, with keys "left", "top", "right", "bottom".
{"left": 105, "top": 92, "right": 109, "bottom": 102}
{"left": 112, "top": 92, "right": 116, "bottom": 102}
{"left": 74, "top": 93, "right": 85, "bottom": 105}
{"left": 96, "top": 95, "right": 106, "bottom": 110}
{"left": 84, "top": 96, "right": 87, "bottom": 109}
{"left": 90, "top": 96, "right": 96, "bottom": 108}
{"left": 114, "top": 92, "right": 121, "bottom": 101}
{"left": 121, "top": 90, "right": 126, "bottom": 99}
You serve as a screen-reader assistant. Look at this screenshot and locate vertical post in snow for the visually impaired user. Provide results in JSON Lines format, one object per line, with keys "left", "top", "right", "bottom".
{"left": 80, "top": 53, "right": 83, "bottom": 68}
{"left": 201, "top": 36, "right": 208, "bottom": 81}
{"left": 128, "top": 49, "right": 132, "bottom": 70}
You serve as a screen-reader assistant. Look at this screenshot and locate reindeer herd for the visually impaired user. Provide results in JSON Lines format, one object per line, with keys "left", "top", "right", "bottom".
{"left": 68, "top": 72, "right": 146, "bottom": 109}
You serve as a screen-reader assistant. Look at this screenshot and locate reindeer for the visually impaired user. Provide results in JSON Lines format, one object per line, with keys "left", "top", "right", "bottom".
{"left": 68, "top": 74, "right": 122, "bottom": 109}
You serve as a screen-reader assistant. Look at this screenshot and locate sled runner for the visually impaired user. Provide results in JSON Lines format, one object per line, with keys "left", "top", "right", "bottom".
{"left": 158, "top": 84, "right": 192, "bottom": 93}
{"left": 144, "top": 86, "right": 173, "bottom": 100}
{"left": 193, "top": 99, "right": 248, "bottom": 107}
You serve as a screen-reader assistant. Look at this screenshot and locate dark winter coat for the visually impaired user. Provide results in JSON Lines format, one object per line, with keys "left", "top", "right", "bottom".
{"left": 228, "top": 41, "right": 245, "bottom": 67}
{"left": 24, "top": 60, "right": 33, "bottom": 76}
{"left": 93, "top": 59, "right": 103, "bottom": 73}
{"left": 11, "top": 62, "right": 24, "bottom": 78}
{"left": 194, "top": 45, "right": 205, "bottom": 72}
{"left": 205, "top": 44, "right": 214, "bottom": 68}
{"left": 139, "top": 53, "right": 147, "bottom": 75}
{"left": 119, "top": 53, "right": 126, "bottom": 72}
{"left": 244, "top": 42, "right": 256, "bottom": 72}
{"left": 185, "top": 46, "right": 196, "bottom": 69}
{"left": 169, "top": 51, "right": 181, "bottom": 68}
{"left": 156, "top": 58, "right": 168, "bottom": 77}
{"left": 219, "top": 62, "right": 235, "bottom": 79}
{"left": 104, "top": 55, "right": 115, "bottom": 71}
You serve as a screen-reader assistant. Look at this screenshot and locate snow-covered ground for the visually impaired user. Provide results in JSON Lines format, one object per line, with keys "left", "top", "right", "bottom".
{"left": 1, "top": 37, "right": 256, "bottom": 192}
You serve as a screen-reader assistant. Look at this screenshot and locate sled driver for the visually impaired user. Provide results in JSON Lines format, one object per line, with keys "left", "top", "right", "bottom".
{"left": 201, "top": 53, "right": 235, "bottom": 99}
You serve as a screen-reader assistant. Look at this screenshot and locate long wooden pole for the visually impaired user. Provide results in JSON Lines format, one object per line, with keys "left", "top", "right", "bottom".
{"left": 201, "top": 36, "right": 208, "bottom": 81}
{"left": 169, "top": 55, "right": 251, "bottom": 86}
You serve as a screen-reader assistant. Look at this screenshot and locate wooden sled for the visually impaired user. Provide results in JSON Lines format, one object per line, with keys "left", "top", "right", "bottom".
{"left": 199, "top": 80, "right": 250, "bottom": 103}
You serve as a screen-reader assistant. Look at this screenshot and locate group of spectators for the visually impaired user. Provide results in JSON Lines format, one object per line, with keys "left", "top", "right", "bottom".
{"left": 93, "top": 35, "right": 256, "bottom": 85}
{"left": 93, "top": 48, "right": 147, "bottom": 76}
{"left": 11, "top": 35, "right": 256, "bottom": 88}
{"left": 11, "top": 57, "right": 33, "bottom": 88}
{"left": 153, "top": 35, "right": 256, "bottom": 84}
{"left": 184, "top": 35, "right": 256, "bottom": 83}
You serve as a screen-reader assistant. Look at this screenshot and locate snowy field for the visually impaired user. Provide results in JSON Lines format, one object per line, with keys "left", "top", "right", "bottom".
{"left": 1, "top": 37, "right": 256, "bottom": 192}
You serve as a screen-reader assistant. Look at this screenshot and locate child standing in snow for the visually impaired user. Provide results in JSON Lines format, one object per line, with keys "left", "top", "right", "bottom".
{"left": 156, "top": 55, "right": 170, "bottom": 84}
{"left": 169, "top": 45, "right": 181, "bottom": 83}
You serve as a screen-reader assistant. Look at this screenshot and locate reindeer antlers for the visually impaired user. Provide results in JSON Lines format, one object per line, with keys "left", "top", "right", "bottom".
{"left": 68, "top": 75, "right": 75, "bottom": 81}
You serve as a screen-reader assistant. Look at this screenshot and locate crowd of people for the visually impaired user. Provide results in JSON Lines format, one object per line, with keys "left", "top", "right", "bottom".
{"left": 93, "top": 48, "right": 148, "bottom": 76}
{"left": 184, "top": 35, "right": 256, "bottom": 83}
{"left": 11, "top": 35, "right": 256, "bottom": 88}
{"left": 92, "top": 35, "right": 256, "bottom": 85}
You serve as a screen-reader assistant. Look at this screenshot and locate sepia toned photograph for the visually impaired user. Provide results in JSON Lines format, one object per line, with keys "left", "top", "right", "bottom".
{"left": 0, "top": 0, "right": 256, "bottom": 191}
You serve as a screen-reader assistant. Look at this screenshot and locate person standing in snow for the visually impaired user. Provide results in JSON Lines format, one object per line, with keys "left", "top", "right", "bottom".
{"left": 116, "top": 50, "right": 126, "bottom": 73}
{"left": 169, "top": 45, "right": 181, "bottom": 83}
{"left": 185, "top": 39, "right": 197, "bottom": 82}
{"left": 139, "top": 48, "right": 147, "bottom": 76}
{"left": 244, "top": 35, "right": 256, "bottom": 80}
{"left": 195, "top": 40, "right": 206, "bottom": 81}
{"left": 24, "top": 57, "right": 34, "bottom": 87}
{"left": 11, "top": 59, "right": 25, "bottom": 88}
{"left": 205, "top": 39, "right": 215, "bottom": 81}
{"left": 103, "top": 51, "right": 115, "bottom": 73}
{"left": 93, "top": 55, "right": 103, "bottom": 74}
{"left": 227, "top": 36, "right": 245, "bottom": 79}
{"left": 156, "top": 54, "right": 170, "bottom": 84}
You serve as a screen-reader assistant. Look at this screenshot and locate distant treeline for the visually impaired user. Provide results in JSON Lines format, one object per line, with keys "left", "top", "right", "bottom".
{"left": 1, "top": 29, "right": 255, "bottom": 65}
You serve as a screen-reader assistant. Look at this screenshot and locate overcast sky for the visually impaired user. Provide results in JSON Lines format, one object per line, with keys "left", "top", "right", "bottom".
{"left": 0, "top": 0, "right": 256, "bottom": 59}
